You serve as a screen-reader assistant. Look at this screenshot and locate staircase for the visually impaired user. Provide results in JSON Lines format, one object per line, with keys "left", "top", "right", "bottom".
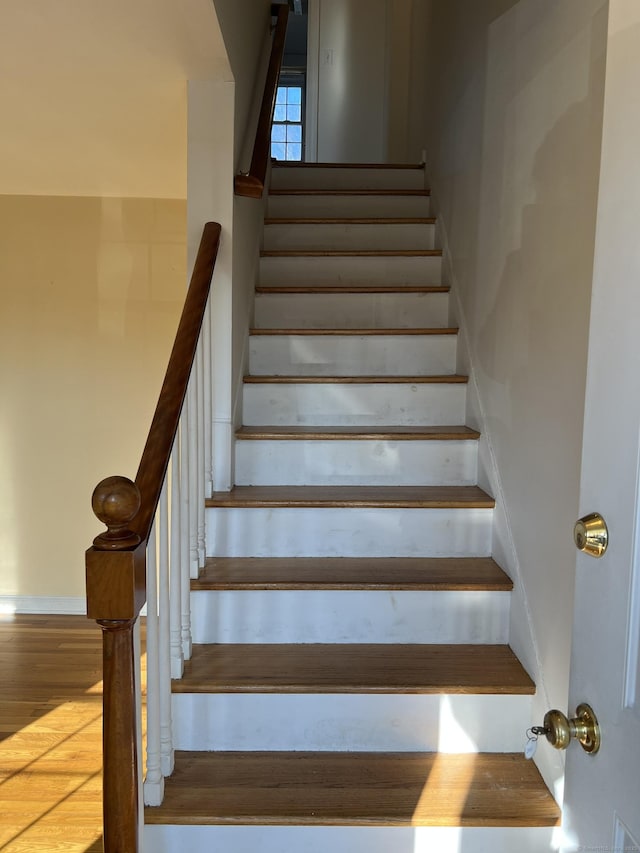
{"left": 145, "top": 163, "right": 560, "bottom": 851}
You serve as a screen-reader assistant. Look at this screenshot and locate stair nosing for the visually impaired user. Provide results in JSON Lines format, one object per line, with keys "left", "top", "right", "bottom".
{"left": 255, "top": 285, "right": 450, "bottom": 294}
{"left": 243, "top": 374, "right": 468, "bottom": 384}
{"left": 261, "top": 249, "right": 442, "bottom": 258}
{"left": 235, "top": 425, "right": 480, "bottom": 441}
{"left": 193, "top": 557, "right": 511, "bottom": 592}
{"left": 272, "top": 162, "right": 426, "bottom": 170}
{"left": 264, "top": 217, "right": 436, "bottom": 225}
{"left": 173, "top": 643, "right": 533, "bottom": 696}
{"left": 205, "top": 485, "right": 495, "bottom": 509}
{"left": 249, "top": 327, "right": 458, "bottom": 336}
{"left": 269, "top": 188, "right": 431, "bottom": 197}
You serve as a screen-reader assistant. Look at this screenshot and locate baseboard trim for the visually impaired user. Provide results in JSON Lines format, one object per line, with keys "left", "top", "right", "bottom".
{"left": 0, "top": 595, "right": 86, "bottom": 615}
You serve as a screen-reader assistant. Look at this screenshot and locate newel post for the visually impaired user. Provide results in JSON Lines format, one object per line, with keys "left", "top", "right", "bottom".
{"left": 86, "top": 476, "right": 146, "bottom": 853}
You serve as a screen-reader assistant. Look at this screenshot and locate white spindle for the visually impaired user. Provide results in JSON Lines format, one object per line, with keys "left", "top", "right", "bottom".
{"left": 169, "top": 442, "right": 184, "bottom": 679}
{"left": 204, "top": 295, "right": 213, "bottom": 499}
{"left": 141, "top": 275, "right": 214, "bottom": 810}
{"left": 179, "top": 418, "right": 193, "bottom": 660}
{"left": 158, "top": 479, "right": 174, "bottom": 778}
{"left": 187, "top": 377, "right": 199, "bottom": 579}
{"left": 196, "top": 338, "right": 206, "bottom": 568}
{"left": 143, "top": 520, "right": 163, "bottom": 806}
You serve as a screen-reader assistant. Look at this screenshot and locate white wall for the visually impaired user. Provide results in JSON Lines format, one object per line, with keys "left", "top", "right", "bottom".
{"left": 0, "top": 0, "right": 269, "bottom": 606}
{"left": 0, "top": 197, "right": 186, "bottom": 608}
{"left": 386, "top": 0, "right": 413, "bottom": 162}
{"left": 315, "top": 0, "right": 389, "bottom": 162}
{"left": 0, "top": 0, "right": 227, "bottom": 198}
{"left": 413, "top": 0, "right": 608, "bottom": 794}
{"left": 192, "top": 2, "right": 274, "bottom": 488}
{"left": 0, "top": 2, "right": 234, "bottom": 609}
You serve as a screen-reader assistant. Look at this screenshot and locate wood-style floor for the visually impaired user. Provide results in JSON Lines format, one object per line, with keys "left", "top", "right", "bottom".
{"left": 0, "top": 615, "right": 110, "bottom": 852}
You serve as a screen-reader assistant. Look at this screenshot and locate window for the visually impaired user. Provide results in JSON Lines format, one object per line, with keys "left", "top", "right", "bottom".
{"left": 272, "top": 84, "right": 303, "bottom": 161}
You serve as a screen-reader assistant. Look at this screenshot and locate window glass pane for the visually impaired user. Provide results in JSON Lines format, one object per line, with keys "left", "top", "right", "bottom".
{"left": 274, "top": 104, "right": 287, "bottom": 122}
{"left": 286, "top": 143, "right": 302, "bottom": 161}
{"left": 287, "top": 87, "right": 302, "bottom": 105}
{"left": 271, "top": 142, "right": 286, "bottom": 160}
{"left": 276, "top": 87, "right": 287, "bottom": 104}
{"left": 287, "top": 125, "right": 302, "bottom": 143}
{"left": 287, "top": 105, "right": 301, "bottom": 122}
{"left": 272, "top": 124, "right": 286, "bottom": 143}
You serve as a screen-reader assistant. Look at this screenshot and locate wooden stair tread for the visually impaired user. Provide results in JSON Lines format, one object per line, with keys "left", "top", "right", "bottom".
{"left": 145, "top": 751, "right": 559, "bottom": 827}
{"left": 272, "top": 162, "right": 425, "bottom": 170}
{"left": 206, "top": 485, "right": 494, "bottom": 509}
{"left": 174, "top": 644, "right": 533, "bottom": 695}
{"left": 261, "top": 249, "right": 442, "bottom": 257}
{"left": 256, "top": 285, "right": 449, "bottom": 294}
{"left": 249, "top": 327, "right": 458, "bottom": 336}
{"left": 193, "top": 557, "right": 511, "bottom": 591}
{"left": 269, "top": 188, "right": 431, "bottom": 196}
{"left": 243, "top": 374, "right": 468, "bottom": 384}
{"left": 265, "top": 217, "right": 436, "bottom": 224}
{"left": 235, "top": 425, "right": 480, "bottom": 440}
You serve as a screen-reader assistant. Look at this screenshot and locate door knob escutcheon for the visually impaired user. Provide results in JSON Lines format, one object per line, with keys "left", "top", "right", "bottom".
{"left": 574, "top": 513, "right": 608, "bottom": 557}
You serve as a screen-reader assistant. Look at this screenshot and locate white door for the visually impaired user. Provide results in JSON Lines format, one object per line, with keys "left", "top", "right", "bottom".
{"left": 562, "top": 1, "right": 640, "bottom": 849}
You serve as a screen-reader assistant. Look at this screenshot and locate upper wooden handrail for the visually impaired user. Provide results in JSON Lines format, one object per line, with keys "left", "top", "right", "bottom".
{"left": 235, "top": 3, "right": 289, "bottom": 199}
{"left": 86, "top": 221, "right": 221, "bottom": 853}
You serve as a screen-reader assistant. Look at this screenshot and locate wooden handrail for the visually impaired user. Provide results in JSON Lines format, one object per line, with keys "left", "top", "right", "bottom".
{"left": 235, "top": 3, "right": 289, "bottom": 199}
{"left": 133, "top": 222, "right": 221, "bottom": 543}
{"left": 85, "top": 221, "right": 221, "bottom": 853}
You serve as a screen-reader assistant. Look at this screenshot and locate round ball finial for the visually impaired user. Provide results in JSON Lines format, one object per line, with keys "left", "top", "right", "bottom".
{"left": 91, "top": 476, "right": 141, "bottom": 550}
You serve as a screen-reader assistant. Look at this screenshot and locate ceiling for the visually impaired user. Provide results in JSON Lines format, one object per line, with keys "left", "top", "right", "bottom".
{"left": 0, "top": 0, "right": 230, "bottom": 198}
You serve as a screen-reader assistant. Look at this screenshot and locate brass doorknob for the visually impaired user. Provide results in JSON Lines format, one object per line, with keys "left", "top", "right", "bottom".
{"left": 543, "top": 703, "right": 600, "bottom": 754}
{"left": 574, "top": 513, "right": 608, "bottom": 557}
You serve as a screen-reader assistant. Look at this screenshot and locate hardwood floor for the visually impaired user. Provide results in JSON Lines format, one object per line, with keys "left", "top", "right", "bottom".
{"left": 0, "top": 614, "right": 130, "bottom": 853}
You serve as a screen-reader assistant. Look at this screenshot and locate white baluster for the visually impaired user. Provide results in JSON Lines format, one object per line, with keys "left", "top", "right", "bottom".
{"left": 187, "top": 376, "right": 199, "bottom": 579}
{"left": 203, "top": 294, "right": 213, "bottom": 499}
{"left": 169, "top": 442, "right": 184, "bottom": 679}
{"left": 143, "top": 520, "right": 163, "bottom": 805}
{"left": 158, "top": 479, "right": 174, "bottom": 778}
{"left": 196, "top": 337, "right": 206, "bottom": 568}
{"left": 179, "top": 418, "right": 193, "bottom": 660}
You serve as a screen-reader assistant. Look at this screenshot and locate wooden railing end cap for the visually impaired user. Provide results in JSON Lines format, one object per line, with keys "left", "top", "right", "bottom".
{"left": 234, "top": 173, "right": 265, "bottom": 199}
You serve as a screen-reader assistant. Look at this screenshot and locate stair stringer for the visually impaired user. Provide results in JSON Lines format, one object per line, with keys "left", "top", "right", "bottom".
{"left": 431, "top": 187, "right": 565, "bottom": 802}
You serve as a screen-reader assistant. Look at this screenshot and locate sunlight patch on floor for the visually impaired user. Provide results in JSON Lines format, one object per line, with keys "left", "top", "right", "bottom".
{"left": 0, "top": 695, "right": 103, "bottom": 852}
{"left": 411, "top": 753, "right": 474, "bottom": 827}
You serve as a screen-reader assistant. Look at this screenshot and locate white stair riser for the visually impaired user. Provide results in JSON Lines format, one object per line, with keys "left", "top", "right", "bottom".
{"left": 267, "top": 194, "right": 432, "bottom": 218}
{"left": 206, "top": 507, "right": 493, "bottom": 558}
{"left": 145, "top": 825, "right": 557, "bottom": 853}
{"left": 264, "top": 223, "right": 436, "bottom": 251}
{"left": 172, "top": 692, "right": 528, "bottom": 752}
{"left": 260, "top": 255, "right": 441, "bottom": 287}
{"left": 254, "top": 292, "right": 450, "bottom": 329}
{"left": 190, "top": 590, "right": 508, "bottom": 644}
{"left": 270, "top": 167, "right": 426, "bottom": 191}
{"left": 249, "top": 335, "right": 457, "bottom": 376}
{"left": 235, "top": 439, "right": 478, "bottom": 486}
{"left": 242, "top": 383, "right": 467, "bottom": 426}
